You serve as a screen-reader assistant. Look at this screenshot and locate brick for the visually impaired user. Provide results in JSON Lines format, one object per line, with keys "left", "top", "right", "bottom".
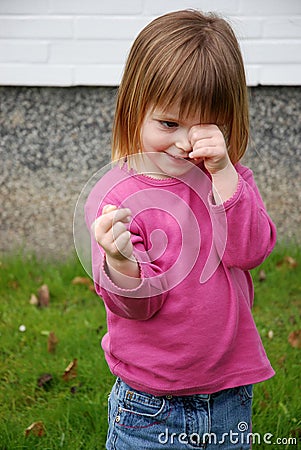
{"left": 263, "top": 17, "right": 301, "bottom": 38}
{"left": 260, "top": 64, "right": 301, "bottom": 85}
{"left": 49, "top": 40, "right": 131, "bottom": 64}
{"left": 0, "top": 64, "right": 73, "bottom": 85}
{"left": 0, "top": 40, "right": 48, "bottom": 63}
{"left": 49, "top": 0, "right": 143, "bottom": 15}
{"left": 238, "top": 0, "right": 301, "bottom": 16}
{"left": 143, "top": 0, "right": 239, "bottom": 15}
{"left": 0, "top": 17, "right": 73, "bottom": 39}
{"left": 244, "top": 65, "right": 261, "bottom": 86}
{"left": 75, "top": 17, "right": 150, "bottom": 40}
{"left": 241, "top": 40, "right": 301, "bottom": 64}
{"left": 0, "top": 0, "right": 50, "bottom": 14}
{"left": 74, "top": 64, "right": 124, "bottom": 86}
{"left": 228, "top": 17, "right": 262, "bottom": 39}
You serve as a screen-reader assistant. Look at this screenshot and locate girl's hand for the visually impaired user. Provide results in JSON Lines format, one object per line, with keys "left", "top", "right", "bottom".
{"left": 92, "top": 205, "right": 140, "bottom": 288}
{"left": 188, "top": 124, "right": 230, "bottom": 174}
{"left": 189, "top": 124, "right": 238, "bottom": 204}
{"left": 92, "top": 204, "right": 133, "bottom": 262}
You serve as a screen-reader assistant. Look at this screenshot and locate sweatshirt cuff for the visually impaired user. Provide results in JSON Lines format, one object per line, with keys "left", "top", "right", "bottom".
{"left": 208, "top": 174, "right": 244, "bottom": 213}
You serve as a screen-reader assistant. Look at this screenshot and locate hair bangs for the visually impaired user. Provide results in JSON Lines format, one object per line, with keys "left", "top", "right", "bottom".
{"left": 151, "top": 45, "right": 232, "bottom": 131}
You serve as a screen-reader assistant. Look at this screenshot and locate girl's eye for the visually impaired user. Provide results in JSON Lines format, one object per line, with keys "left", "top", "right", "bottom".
{"left": 160, "top": 121, "right": 179, "bottom": 129}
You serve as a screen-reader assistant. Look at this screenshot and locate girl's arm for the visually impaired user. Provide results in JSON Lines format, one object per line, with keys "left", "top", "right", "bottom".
{"left": 86, "top": 201, "right": 167, "bottom": 320}
{"left": 188, "top": 124, "right": 276, "bottom": 269}
{"left": 212, "top": 165, "right": 277, "bottom": 270}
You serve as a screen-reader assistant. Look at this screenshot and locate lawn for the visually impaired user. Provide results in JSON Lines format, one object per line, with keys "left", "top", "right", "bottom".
{"left": 0, "top": 246, "right": 300, "bottom": 449}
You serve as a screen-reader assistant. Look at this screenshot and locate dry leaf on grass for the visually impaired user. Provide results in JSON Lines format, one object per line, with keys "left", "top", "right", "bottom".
{"left": 62, "top": 358, "right": 78, "bottom": 381}
{"left": 72, "top": 276, "right": 95, "bottom": 292}
{"left": 37, "top": 373, "right": 53, "bottom": 389}
{"left": 29, "top": 293, "right": 39, "bottom": 305}
{"left": 288, "top": 330, "right": 301, "bottom": 349}
{"left": 72, "top": 276, "right": 91, "bottom": 286}
{"left": 25, "top": 421, "right": 45, "bottom": 437}
{"left": 258, "top": 269, "right": 266, "bottom": 282}
{"left": 276, "top": 255, "right": 298, "bottom": 269}
{"left": 47, "top": 331, "right": 59, "bottom": 353}
{"left": 37, "top": 284, "right": 50, "bottom": 308}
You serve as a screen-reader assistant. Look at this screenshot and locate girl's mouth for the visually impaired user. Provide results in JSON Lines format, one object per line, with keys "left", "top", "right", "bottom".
{"left": 168, "top": 153, "right": 190, "bottom": 161}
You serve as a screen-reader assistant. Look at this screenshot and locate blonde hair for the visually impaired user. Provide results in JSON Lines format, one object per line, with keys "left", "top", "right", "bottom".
{"left": 112, "top": 9, "right": 249, "bottom": 165}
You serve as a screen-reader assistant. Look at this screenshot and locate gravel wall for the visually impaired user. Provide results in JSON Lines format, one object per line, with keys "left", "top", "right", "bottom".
{"left": 0, "top": 86, "right": 300, "bottom": 259}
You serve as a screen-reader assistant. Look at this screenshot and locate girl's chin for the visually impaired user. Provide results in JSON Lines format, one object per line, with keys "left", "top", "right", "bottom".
{"left": 133, "top": 152, "right": 200, "bottom": 179}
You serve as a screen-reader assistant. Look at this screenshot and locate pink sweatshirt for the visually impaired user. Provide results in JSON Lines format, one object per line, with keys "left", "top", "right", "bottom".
{"left": 85, "top": 162, "right": 277, "bottom": 396}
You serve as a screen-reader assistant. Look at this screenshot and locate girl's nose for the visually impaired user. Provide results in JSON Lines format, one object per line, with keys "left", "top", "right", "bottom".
{"left": 175, "top": 130, "right": 192, "bottom": 153}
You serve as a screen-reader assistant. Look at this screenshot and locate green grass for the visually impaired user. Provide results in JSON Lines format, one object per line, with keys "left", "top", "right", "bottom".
{"left": 0, "top": 247, "right": 300, "bottom": 449}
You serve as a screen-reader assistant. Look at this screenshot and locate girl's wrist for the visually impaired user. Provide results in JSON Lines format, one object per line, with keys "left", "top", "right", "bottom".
{"left": 105, "top": 255, "right": 141, "bottom": 289}
{"left": 211, "top": 163, "right": 239, "bottom": 205}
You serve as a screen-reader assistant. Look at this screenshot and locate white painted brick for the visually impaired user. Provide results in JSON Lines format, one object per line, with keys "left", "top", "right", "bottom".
{"left": 241, "top": 40, "right": 301, "bottom": 64}
{"left": 49, "top": 0, "right": 143, "bottom": 15}
{"left": 74, "top": 64, "right": 124, "bottom": 86}
{"left": 0, "top": 0, "right": 50, "bottom": 15}
{"left": 238, "top": 0, "right": 301, "bottom": 16}
{"left": 0, "top": 64, "right": 73, "bottom": 85}
{"left": 0, "top": 17, "right": 73, "bottom": 39}
{"left": 49, "top": 40, "right": 131, "bottom": 64}
{"left": 0, "top": 0, "right": 300, "bottom": 86}
{"left": 244, "top": 65, "right": 260, "bottom": 86}
{"left": 0, "top": 40, "right": 48, "bottom": 63}
{"left": 143, "top": 0, "right": 190, "bottom": 15}
{"left": 260, "top": 64, "right": 301, "bottom": 85}
{"left": 75, "top": 17, "right": 151, "bottom": 40}
{"left": 143, "top": 0, "right": 239, "bottom": 15}
{"left": 228, "top": 17, "right": 263, "bottom": 39}
{"left": 263, "top": 17, "right": 301, "bottom": 38}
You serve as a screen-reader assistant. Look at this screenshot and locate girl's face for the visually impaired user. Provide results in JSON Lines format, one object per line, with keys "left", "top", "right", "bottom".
{"left": 139, "top": 104, "right": 202, "bottom": 179}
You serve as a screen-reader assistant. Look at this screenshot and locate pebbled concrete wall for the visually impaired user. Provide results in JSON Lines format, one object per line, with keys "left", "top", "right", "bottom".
{"left": 1, "top": 86, "right": 300, "bottom": 259}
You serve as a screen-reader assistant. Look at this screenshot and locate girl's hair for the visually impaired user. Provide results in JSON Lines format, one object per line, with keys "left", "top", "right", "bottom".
{"left": 112, "top": 9, "right": 249, "bottom": 165}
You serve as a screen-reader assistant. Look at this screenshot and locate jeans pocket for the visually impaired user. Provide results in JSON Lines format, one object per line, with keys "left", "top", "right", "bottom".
{"left": 239, "top": 384, "right": 253, "bottom": 405}
{"left": 115, "top": 385, "right": 170, "bottom": 429}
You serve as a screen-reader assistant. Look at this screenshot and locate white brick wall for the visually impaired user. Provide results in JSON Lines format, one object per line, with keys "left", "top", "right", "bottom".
{"left": 0, "top": 0, "right": 300, "bottom": 86}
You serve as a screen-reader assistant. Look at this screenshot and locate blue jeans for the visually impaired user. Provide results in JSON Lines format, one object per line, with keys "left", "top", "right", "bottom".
{"left": 106, "top": 378, "right": 253, "bottom": 449}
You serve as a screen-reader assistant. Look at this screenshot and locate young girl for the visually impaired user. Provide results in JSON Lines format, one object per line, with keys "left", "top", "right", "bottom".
{"left": 85, "top": 9, "right": 277, "bottom": 449}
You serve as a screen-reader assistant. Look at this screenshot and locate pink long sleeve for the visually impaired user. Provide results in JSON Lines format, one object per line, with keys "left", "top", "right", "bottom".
{"left": 85, "top": 162, "right": 276, "bottom": 395}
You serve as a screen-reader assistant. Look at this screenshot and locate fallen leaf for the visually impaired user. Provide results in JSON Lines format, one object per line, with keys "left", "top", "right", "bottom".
{"left": 70, "top": 383, "right": 82, "bottom": 395}
{"left": 62, "top": 358, "right": 78, "bottom": 381}
{"left": 267, "top": 330, "right": 274, "bottom": 339}
{"left": 47, "top": 331, "right": 58, "bottom": 353}
{"left": 29, "top": 293, "right": 38, "bottom": 305}
{"left": 290, "top": 428, "right": 301, "bottom": 438}
{"left": 72, "top": 276, "right": 95, "bottom": 292}
{"left": 72, "top": 276, "right": 91, "bottom": 286}
{"left": 8, "top": 280, "right": 19, "bottom": 289}
{"left": 258, "top": 269, "right": 266, "bottom": 282}
{"left": 25, "top": 421, "right": 45, "bottom": 437}
{"left": 276, "top": 255, "right": 298, "bottom": 269}
{"left": 89, "top": 284, "right": 96, "bottom": 293}
{"left": 37, "top": 373, "right": 53, "bottom": 389}
{"left": 288, "top": 330, "right": 301, "bottom": 349}
{"left": 38, "top": 284, "right": 50, "bottom": 308}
